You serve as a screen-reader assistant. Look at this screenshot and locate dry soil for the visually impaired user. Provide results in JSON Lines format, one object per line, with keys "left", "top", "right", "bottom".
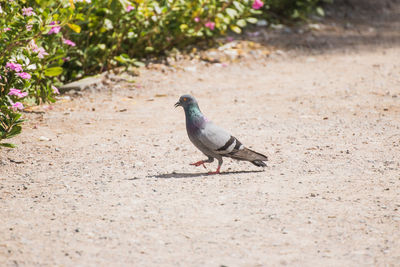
{"left": 1, "top": 1, "right": 399, "bottom": 266}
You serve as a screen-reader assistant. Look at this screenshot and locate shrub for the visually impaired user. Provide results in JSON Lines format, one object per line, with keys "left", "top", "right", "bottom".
{"left": 63, "top": 0, "right": 261, "bottom": 80}
{"left": 262, "top": 0, "right": 329, "bottom": 22}
{"left": 64, "top": 0, "right": 327, "bottom": 80}
{"left": 0, "top": 1, "right": 75, "bottom": 147}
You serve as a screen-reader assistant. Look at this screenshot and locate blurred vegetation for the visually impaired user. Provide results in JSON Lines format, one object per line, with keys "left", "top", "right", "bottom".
{"left": 261, "top": 0, "right": 331, "bottom": 22}
{"left": 63, "top": 0, "right": 260, "bottom": 81}
{"left": 60, "top": 0, "right": 328, "bottom": 81}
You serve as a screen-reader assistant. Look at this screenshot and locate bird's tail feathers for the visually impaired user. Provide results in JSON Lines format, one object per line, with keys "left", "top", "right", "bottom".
{"left": 229, "top": 147, "right": 268, "bottom": 166}
{"left": 251, "top": 160, "right": 267, "bottom": 167}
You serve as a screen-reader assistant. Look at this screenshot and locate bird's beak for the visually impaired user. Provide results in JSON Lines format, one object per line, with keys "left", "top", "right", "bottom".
{"left": 174, "top": 101, "right": 181, "bottom": 108}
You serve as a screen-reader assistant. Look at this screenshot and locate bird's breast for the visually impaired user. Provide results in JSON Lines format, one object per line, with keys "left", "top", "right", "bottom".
{"left": 186, "top": 121, "right": 201, "bottom": 135}
{"left": 185, "top": 115, "right": 205, "bottom": 133}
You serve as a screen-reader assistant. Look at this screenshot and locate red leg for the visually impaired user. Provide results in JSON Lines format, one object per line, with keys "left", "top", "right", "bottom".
{"left": 190, "top": 160, "right": 207, "bottom": 169}
{"left": 208, "top": 166, "right": 221, "bottom": 175}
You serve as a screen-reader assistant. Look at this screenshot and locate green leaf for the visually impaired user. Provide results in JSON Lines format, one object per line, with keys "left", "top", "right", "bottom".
{"left": 292, "top": 9, "right": 300, "bottom": 19}
{"left": 236, "top": 19, "right": 246, "bottom": 27}
{"left": 6, "top": 125, "right": 21, "bottom": 139}
{"left": 104, "top": 18, "right": 113, "bottom": 30}
{"left": 230, "top": 25, "right": 241, "bottom": 34}
{"left": 75, "top": 14, "right": 85, "bottom": 21}
{"left": 153, "top": 2, "right": 162, "bottom": 14}
{"left": 316, "top": 7, "right": 325, "bottom": 17}
{"left": 44, "top": 67, "right": 63, "bottom": 77}
{"left": 179, "top": 24, "right": 188, "bottom": 32}
{"left": 0, "top": 143, "right": 16, "bottom": 148}
{"left": 133, "top": 61, "right": 145, "bottom": 67}
{"left": 67, "top": 23, "right": 81, "bottom": 33}
{"left": 13, "top": 113, "right": 22, "bottom": 121}
{"left": 118, "top": 0, "right": 130, "bottom": 7}
{"left": 246, "top": 17, "right": 258, "bottom": 24}
{"left": 114, "top": 55, "right": 130, "bottom": 64}
{"left": 226, "top": 8, "right": 238, "bottom": 19}
{"left": 114, "top": 56, "right": 125, "bottom": 64}
{"left": 233, "top": 1, "right": 244, "bottom": 12}
{"left": 250, "top": 9, "right": 262, "bottom": 15}
{"left": 217, "top": 13, "right": 230, "bottom": 24}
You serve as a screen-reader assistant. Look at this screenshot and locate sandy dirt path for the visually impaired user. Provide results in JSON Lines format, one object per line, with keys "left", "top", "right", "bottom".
{"left": 1, "top": 2, "right": 400, "bottom": 266}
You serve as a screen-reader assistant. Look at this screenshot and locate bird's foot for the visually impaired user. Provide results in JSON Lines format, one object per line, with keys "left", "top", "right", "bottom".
{"left": 207, "top": 167, "right": 221, "bottom": 175}
{"left": 190, "top": 161, "right": 206, "bottom": 169}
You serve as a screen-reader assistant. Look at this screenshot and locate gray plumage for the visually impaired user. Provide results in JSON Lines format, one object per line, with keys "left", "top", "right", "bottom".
{"left": 175, "top": 95, "right": 268, "bottom": 174}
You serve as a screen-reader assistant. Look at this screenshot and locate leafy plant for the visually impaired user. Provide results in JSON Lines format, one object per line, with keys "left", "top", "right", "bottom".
{"left": 0, "top": 107, "right": 24, "bottom": 148}
{"left": 261, "top": 0, "right": 329, "bottom": 22}
{"left": 0, "top": 1, "right": 76, "bottom": 147}
{"left": 63, "top": 0, "right": 262, "bottom": 80}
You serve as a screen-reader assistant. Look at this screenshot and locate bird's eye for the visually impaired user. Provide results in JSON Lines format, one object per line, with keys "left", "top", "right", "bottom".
{"left": 183, "top": 98, "right": 187, "bottom": 101}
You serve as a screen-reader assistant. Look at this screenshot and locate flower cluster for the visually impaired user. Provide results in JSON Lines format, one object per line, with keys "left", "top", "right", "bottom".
{"left": 4, "top": 62, "right": 32, "bottom": 110}
{"left": 8, "top": 88, "right": 28, "bottom": 98}
{"left": 6, "top": 62, "right": 23, "bottom": 72}
{"left": 205, "top": 21, "right": 215, "bottom": 30}
{"left": 1, "top": 3, "right": 76, "bottom": 147}
{"left": 22, "top": 7, "right": 35, "bottom": 16}
{"left": 11, "top": 102, "right": 24, "bottom": 111}
{"left": 48, "top": 21, "right": 61, "bottom": 35}
{"left": 63, "top": 38, "right": 76, "bottom": 46}
{"left": 126, "top": 5, "right": 134, "bottom": 12}
{"left": 28, "top": 39, "right": 49, "bottom": 58}
{"left": 252, "top": 0, "right": 264, "bottom": 10}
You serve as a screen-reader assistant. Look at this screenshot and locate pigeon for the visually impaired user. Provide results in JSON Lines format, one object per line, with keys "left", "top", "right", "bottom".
{"left": 175, "top": 94, "right": 268, "bottom": 174}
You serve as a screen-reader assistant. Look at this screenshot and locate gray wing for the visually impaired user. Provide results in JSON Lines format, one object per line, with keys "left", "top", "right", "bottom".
{"left": 197, "top": 122, "right": 244, "bottom": 156}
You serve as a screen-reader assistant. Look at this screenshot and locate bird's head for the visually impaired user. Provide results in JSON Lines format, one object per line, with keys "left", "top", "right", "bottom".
{"left": 174, "top": 95, "right": 198, "bottom": 109}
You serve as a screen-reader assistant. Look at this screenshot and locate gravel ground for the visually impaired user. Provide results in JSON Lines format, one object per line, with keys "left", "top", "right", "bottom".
{"left": 1, "top": 1, "right": 400, "bottom": 266}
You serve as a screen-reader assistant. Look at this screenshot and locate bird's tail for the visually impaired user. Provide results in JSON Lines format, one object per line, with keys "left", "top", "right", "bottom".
{"left": 229, "top": 147, "right": 268, "bottom": 167}
{"left": 251, "top": 160, "right": 267, "bottom": 167}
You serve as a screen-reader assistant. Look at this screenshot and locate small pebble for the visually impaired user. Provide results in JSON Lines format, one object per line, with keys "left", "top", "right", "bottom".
{"left": 39, "top": 136, "right": 50, "bottom": 141}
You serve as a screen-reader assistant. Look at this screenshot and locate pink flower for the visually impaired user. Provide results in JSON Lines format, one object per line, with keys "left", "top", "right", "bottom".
{"left": 48, "top": 22, "right": 61, "bottom": 34}
{"left": 126, "top": 5, "right": 134, "bottom": 12}
{"left": 28, "top": 39, "right": 39, "bottom": 52}
{"left": 6, "top": 62, "right": 23, "bottom": 72}
{"left": 8, "top": 89, "right": 28, "bottom": 98}
{"left": 16, "top": 72, "right": 31, "bottom": 79}
{"left": 22, "top": 7, "right": 35, "bottom": 16}
{"left": 37, "top": 47, "right": 49, "bottom": 58}
{"left": 3, "top": 27, "right": 11, "bottom": 32}
{"left": 252, "top": 0, "right": 264, "bottom": 10}
{"left": 194, "top": 17, "right": 200, "bottom": 23}
{"left": 29, "top": 40, "right": 49, "bottom": 58}
{"left": 48, "top": 26, "right": 61, "bottom": 34}
{"left": 26, "top": 24, "right": 33, "bottom": 31}
{"left": 62, "top": 57, "right": 71, "bottom": 62}
{"left": 11, "top": 102, "right": 24, "bottom": 111}
{"left": 52, "top": 85, "right": 60, "bottom": 94}
{"left": 205, "top": 21, "right": 215, "bottom": 30}
{"left": 63, "top": 39, "right": 76, "bottom": 46}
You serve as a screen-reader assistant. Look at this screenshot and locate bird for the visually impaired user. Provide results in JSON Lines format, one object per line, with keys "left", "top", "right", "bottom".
{"left": 175, "top": 94, "right": 268, "bottom": 174}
